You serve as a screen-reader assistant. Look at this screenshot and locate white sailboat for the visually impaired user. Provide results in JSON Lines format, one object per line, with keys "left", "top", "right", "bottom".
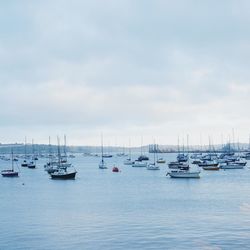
{"left": 124, "top": 139, "right": 133, "bottom": 165}
{"left": 167, "top": 135, "right": 200, "bottom": 178}
{"left": 99, "top": 134, "right": 108, "bottom": 169}
{"left": 147, "top": 143, "right": 160, "bottom": 170}
{"left": 28, "top": 139, "right": 36, "bottom": 169}
{"left": 21, "top": 136, "right": 28, "bottom": 167}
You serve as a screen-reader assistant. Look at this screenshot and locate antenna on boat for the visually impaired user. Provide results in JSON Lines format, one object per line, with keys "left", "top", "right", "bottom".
{"left": 57, "top": 136, "right": 61, "bottom": 167}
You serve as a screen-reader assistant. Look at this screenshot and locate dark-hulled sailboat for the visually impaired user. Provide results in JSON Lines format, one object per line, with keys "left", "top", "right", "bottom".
{"left": 50, "top": 137, "right": 77, "bottom": 180}
{"left": 1, "top": 150, "right": 19, "bottom": 177}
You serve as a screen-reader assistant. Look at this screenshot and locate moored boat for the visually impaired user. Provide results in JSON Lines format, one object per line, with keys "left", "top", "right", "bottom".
{"left": 198, "top": 160, "right": 219, "bottom": 170}
{"left": 50, "top": 168, "right": 77, "bottom": 179}
{"left": 220, "top": 162, "right": 244, "bottom": 169}
{"left": 112, "top": 166, "right": 119, "bottom": 172}
{"left": 1, "top": 150, "right": 19, "bottom": 177}
{"left": 147, "top": 163, "right": 160, "bottom": 170}
{"left": 132, "top": 160, "right": 147, "bottom": 167}
{"left": 157, "top": 158, "right": 166, "bottom": 164}
{"left": 167, "top": 166, "right": 200, "bottom": 178}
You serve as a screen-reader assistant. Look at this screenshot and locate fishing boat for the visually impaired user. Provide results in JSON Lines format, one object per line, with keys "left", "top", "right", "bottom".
{"left": 99, "top": 134, "right": 108, "bottom": 169}
{"left": 1, "top": 150, "right": 19, "bottom": 177}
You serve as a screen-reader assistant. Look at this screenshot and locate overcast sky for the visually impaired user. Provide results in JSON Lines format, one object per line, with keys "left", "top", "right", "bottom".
{"left": 0, "top": 0, "right": 250, "bottom": 146}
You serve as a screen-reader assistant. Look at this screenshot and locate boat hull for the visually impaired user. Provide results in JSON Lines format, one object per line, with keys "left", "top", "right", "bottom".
{"left": 220, "top": 165, "right": 244, "bottom": 169}
{"left": 132, "top": 162, "right": 147, "bottom": 167}
{"left": 1, "top": 171, "right": 18, "bottom": 177}
{"left": 51, "top": 172, "right": 76, "bottom": 180}
{"left": 202, "top": 166, "right": 220, "bottom": 170}
{"left": 167, "top": 171, "right": 200, "bottom": 178}
{"left": 28, "top": 165, "right": 36, "bottom": 169}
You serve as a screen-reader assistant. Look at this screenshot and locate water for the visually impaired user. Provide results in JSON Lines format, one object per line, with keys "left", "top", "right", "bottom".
{"left": 1, "top": 153, "right": 250, "bottom": 250}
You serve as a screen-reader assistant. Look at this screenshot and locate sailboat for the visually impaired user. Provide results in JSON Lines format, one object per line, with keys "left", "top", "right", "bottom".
{"left": 28, "top": 139, "right": 36, "bottom": 169}
{"left": 99, "top": 134, "right": 108, "bottom": 169}
{"left": 124, "top": 139, "right": 133, "bottom": 165}
{"left": 50, "top": 137, "right": 77, "bottom": 179}
{"left": 167, "top": 135, "right": 200, "bottom": 178}
{"left": 147, "top": 144, "right": 160, "bottom": 170}
{"left": 137, "top": 136, "right": 149, "bottom": 161}
{"left": 155, "top": 145, "right": 166, "bottom": 163}
{"left": 21, "top": 137, "right": 28, "bottom": 167}
{"left": 1, "top": 149, "right": 19, "bottom": 177}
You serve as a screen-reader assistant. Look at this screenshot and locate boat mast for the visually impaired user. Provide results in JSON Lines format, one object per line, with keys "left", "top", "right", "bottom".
{"left": 32, "top": 139, "right": 34, "bottom": 158}
{"left": 129, "top": 138, "right": 131, "bottom": 160}
{"left": 153, "top": 140, "right": 156, "bottom": 165}
{"left": 177, "top": 136, "right": 180, "bottom": 154}
{"left": 57, "top": 136, "right": 61, "bottom": 167}
{"left": 24, "top": 136, "right": 27, "bottom": 158}
{"left": 141, "top": 136, "right": 143, "bottom": 156}
{"left": 101, "top": 133, "right": 104, "bottom": 163}
{"left": 64, "top": 134, "right": 67, "bottom": 162}
{"left": 11, "top": 148, "right": 14, "bottom": 171}
{"left": 49, "top": 136, "right": 52, "bottom": 164}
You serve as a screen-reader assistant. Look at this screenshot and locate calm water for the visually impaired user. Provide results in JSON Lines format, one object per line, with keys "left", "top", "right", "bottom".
{"left": 1, "top": 153, "right": 250, "bottom": 250}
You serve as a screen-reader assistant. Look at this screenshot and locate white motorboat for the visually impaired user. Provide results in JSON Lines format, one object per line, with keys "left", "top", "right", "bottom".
{"left": 220, "top": 162, "right": 244, "bottom": 169}
{"left": 132, "top": 160, "right": 147, "bottom": 167}
{"left": 124, "top": 158, "right": 133, "bottom": 165}
{"left": 167, "top": 166, "right": 200, "bottom": 178}
{"left": 168, "top": 161, "right": 187, "bottom": 169}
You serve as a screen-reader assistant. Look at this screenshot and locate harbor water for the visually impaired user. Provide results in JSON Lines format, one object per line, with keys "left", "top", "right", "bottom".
{"left": 1, "top": 153, "right": 250, "bottom": 250}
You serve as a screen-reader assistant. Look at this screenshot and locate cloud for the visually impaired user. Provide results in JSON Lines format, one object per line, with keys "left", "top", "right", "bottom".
{"left": 0, "top": 0, "right": 250, "bottom": 144}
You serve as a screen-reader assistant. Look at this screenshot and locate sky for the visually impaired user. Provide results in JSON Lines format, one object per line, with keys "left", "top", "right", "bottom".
{"left": 0, "top": 0, "right": 250, "bottom": 146}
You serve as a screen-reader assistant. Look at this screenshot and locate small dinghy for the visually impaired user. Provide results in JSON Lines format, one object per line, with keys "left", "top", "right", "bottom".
{"left": 112, "top": 166, "right": 119, "bottom": 172}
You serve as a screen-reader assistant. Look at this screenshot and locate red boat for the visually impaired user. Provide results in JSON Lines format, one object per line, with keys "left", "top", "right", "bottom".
{"left": 112, "top": 166, "right": 119, "bottom": 172}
